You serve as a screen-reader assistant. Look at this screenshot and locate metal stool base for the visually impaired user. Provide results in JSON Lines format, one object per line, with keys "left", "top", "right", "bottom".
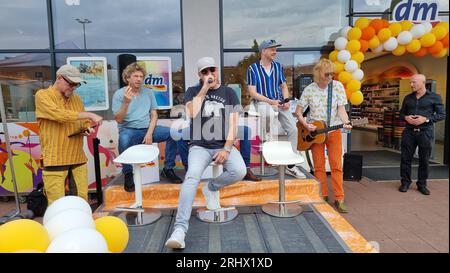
{"left": 196, "top": 207, "right": 239, "bottom": 223}
{"left": 250, "top": 166, "right": 278, "bottom": 177}
{"left": 116, "top": 208, "right": 162, "bottom": 227}
{"left": 262, "top": 203, "right": 303, "bottom": 218}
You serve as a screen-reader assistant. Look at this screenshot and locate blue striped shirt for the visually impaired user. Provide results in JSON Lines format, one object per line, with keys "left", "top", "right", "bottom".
{"left": 246, "top": 60, "right": 286, "bottom": 100}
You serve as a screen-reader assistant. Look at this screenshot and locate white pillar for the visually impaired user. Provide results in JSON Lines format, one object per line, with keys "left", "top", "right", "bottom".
{"left": 182, "top": 0, "right": 221, "bottom": 88}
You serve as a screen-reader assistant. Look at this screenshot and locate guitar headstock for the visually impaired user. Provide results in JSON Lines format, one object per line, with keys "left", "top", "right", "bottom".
{"left": 350, "top": 117, "right": 369, "bottom": 127}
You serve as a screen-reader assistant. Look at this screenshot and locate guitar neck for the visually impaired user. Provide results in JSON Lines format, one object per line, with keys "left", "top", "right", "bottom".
{"left": 316, "top": 124, "right": 343, "bottom": 134}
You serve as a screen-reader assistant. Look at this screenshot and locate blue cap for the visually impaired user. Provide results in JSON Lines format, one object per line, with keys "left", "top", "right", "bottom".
{"left": 259, "top": 39, "right": 282, "bottom": 51}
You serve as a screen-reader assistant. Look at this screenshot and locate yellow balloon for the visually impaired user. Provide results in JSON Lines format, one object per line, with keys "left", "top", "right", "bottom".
{"left": 350, "top": 91, "right": 364, "bottom": 106}
{"left": 348, "top": 27, "right": 362, "bottom": 40}
{"left": 334, "top": 61, "right": 345, "bottom": 74}
{"left": 436, "top": 22, "right": 449, "bottom": 32}
{"left": 329, "top": 50, "right": 339, "bottom": 62}
{"left": 432, "top": 48, "right": 448, "bottom": 58}
{"left": 400, "top": 20, "right": 413, "bottom": 31}
{"left": 431, "top": 26, "right": 448, "bottom": 41}
{"left": 369, "top": 36, "right": 380, "bottom": 49}
{"left": 0, "top": 219, "right": 50, "bottom": 253}
{"left": 14, "top": 249, "right": 44, "bottom": 253}
{"left": 351, "top": 51, "right": 365, "bottom": 64}
{"left": 392, "top": 45, "right": 406, "bottom": 56}
{"left": 95, "top": 216, "right": 129, "bottom": 253}
{"left": 406, "top": 39, "right": 421, "bottom": 53}
{"left": 355, "top": 18, "right": 370, "bottom": 29}
{"left": 346, "top": 40, "right": 361, "bottom": 53}
{"left": 420, "top": 33, "right": 436, "bottom": 47}
{"left": 346, "top": 79, "right": 361, "bottom": 93}
{"left": 388, "top": 22, "right": 403, "bottom": 37}
{"left": 378, "top": 28, "right": 392, "bottom": 42}
{"left": 338, "top": 71, "right": 353, "bottom": 84}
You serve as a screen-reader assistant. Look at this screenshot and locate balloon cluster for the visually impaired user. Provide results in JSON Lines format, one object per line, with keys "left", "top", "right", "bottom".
{"left": 329, "top": 18, "right": 449, "bottom": 106}
{"left": 0, "top": 196, "right": 129, "bottom": 253}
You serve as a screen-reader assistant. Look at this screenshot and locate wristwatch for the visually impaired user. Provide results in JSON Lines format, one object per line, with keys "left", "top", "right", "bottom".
{"left": 223, "top": 146, "right": 232, "bottom": 153}
{"left": 426, "top": 118, "right": 430, "bottom": 123}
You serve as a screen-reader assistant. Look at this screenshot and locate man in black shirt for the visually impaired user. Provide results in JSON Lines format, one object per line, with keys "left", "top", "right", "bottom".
{"left": 399, "top": 74, "right": 446, "bottom": 195}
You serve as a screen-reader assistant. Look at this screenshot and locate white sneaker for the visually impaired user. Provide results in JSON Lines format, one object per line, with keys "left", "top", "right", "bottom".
{"left": 285, "top": 166, "right": 306, "bottom": 179}
{"left": 202, "top": 182, "right": 221, "bottom": 210}
{"left": 165, "top": 228, "right": 186, "bottom": 249}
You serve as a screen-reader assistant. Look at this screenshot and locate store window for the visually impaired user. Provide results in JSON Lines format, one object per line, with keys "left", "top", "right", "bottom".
{"left": 223, "top": 51, "right": 324, "bottom": 106}
{"left": 55, "top": 52, "right": 184, "bottom": 119}
{"left": 52, "top": 0, "right": 182, "bottom": 49}
{"left": 0, "top": 0, "right": 49, "bottom": 49}
{"left": 222, "top": 0, "right": 348, "bottom": 48}
{"left": 0, "top": 53, "right": 52, "bottom": 122}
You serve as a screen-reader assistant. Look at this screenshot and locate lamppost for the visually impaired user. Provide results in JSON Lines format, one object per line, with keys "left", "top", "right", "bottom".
{"left": 75, "top": 18, "right": 92, "bottom": 49}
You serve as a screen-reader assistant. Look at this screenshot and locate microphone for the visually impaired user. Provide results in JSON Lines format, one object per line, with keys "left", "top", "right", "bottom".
{"left": 279, "top": 97, "right": 293, "bottom": 104}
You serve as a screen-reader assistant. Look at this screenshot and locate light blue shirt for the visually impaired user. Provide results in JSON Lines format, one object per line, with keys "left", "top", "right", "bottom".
{"left": 112, "top": 87, "right": 157, "bottom": 129}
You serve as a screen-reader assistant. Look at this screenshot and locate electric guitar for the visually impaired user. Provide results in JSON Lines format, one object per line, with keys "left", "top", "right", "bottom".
{"left": 297, "top": 118, "right": 368, "bottom": 151}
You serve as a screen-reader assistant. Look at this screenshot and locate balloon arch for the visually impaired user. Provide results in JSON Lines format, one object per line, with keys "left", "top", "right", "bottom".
{"left": 328, "top": 18, "right": 449, "bottom": 106}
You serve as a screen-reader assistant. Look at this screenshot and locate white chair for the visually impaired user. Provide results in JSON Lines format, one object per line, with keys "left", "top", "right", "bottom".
{"left": 196, "top": 162, "right": 239, "bottom": 223}
{"left": 113, "top": 144, "right": 161, "bottom": 226}
{"left": 249, "top": 103, "right": 279, "bottom": 177}
{"left": 262, "top": 141, "right": 305, "bottom": 217}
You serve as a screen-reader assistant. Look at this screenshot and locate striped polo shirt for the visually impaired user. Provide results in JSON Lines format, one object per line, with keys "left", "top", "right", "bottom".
{"left": 35, "top": 86, "right": 90, "bottom": 166}
{"left": 246, "top": 60, "right": 286, "bottom": 100}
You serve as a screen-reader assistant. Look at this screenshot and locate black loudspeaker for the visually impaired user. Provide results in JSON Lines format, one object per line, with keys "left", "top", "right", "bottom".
{"left": 343, "top": 153, "right": 363, "bottom": 181}
{"left": 118, "top": 54, "right": 137, "bottom": 88}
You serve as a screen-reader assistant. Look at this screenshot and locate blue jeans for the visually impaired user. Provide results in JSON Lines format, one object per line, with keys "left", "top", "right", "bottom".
{"left": 118, "top": 126, "right": 189, "bottom": 175}
{"left": 174, "top": 145, "right": 246, "bottom": 233}
{"left": 171, "top": 125, "right": 252, "bottom": 168}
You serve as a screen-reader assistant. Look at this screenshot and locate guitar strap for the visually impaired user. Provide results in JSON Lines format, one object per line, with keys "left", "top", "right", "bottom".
{"left": 326, "top": 80, "right": 333, "bottom": 127}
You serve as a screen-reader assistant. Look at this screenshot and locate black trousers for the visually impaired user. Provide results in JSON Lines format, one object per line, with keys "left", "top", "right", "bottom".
{"left": 400, "top": 128, "right": 433, "bottom": 188}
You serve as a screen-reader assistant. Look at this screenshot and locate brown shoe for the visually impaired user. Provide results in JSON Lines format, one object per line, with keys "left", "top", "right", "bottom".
{"left": 244, "top": 168, "right": 262, "bottom": 181}
{"left": 334, "top": 199, "right": 348, "bottom": 213}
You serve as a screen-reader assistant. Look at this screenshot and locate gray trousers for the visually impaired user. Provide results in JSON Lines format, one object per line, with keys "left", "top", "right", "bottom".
{"left": 174, "top": 145, "right": 246, "bottom": 233}
{"left": 255, "top": 101, "right": 298, "bottom": 151}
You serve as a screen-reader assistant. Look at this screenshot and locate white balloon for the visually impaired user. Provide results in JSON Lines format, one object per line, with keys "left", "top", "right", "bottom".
{"left": 334, "top": 37, "right": 348, "bottom": 51}
{"left": 344, "top": 60, "right": 359, "bottom": 73}
{"left": 352, "top": 69, "right": 364, "bottom": 81}
{"left": 421, "top": 22, "right": 433, "bottom": 33}
{"left": 44, "top": 209, "right": 95, "bottom": 241}
{"left": 43, "top": 196, "right": 92, "bottom": 225}
{"left": 410, "top": 24, "right": 426, "bottom": 39}
{"left": 397, "top": 31, "right": 413, "bottom": 45}
{"left": 383, "top": 37, "right": 399, "bottom": 51}
{"left": 337, "top": 50, "right": 351, "bottom": 63}
{"left": 46, "top": 228, "right": 108, "bottom": 253}
{"left": 340, "top": 26, "right": 352, "bottom": 38}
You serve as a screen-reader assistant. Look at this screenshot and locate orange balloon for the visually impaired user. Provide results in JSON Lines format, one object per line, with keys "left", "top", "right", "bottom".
{"left": 361, "top": 26, "right": 376, "bottom": 40}
{"left": 370, "top": 19, "right": 384, "bottom": 33}
{"left": 428, "top": 41, "right": 443, "bottom": 54}
{"left": 381, "top": 19, "right": 389, "bottom": 28}
{"left": 360, "top": 39, "right": 369, "bottom": 53}
{"left": 414, "top": 47, "right": 428, "bottom": 57}
{"left": 440, "top": 33, "right": 449, "bottom": 48}
{"left": 345, "top": 88, "right": 353, "bottom": 99}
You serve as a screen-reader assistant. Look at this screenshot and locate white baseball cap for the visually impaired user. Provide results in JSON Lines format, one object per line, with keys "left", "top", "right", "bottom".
{"left": 56, "top": 64, "right": 86, "bottom": 84}
{"left": 197, "top": 57, "right": 217, "bottom": 73}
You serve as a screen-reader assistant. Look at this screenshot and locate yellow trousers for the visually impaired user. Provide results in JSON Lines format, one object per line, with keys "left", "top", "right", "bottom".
{"left": 42, "top": 163, "right": 88, "bottom": 205}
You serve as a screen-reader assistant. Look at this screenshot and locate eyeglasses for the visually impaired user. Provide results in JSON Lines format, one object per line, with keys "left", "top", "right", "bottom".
{"left": 324, "top": 72, "right": 334, "bottom": 77}
{"left": 200, "top": 67, "right": 216, "bottom": 75}
{"left": 62, "top": 76, "right": 81, "bottom": 88}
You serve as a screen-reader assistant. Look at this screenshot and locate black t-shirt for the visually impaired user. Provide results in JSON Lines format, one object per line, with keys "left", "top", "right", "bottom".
{"left": 185, "top": 85, "right": 241, "bottom": 149}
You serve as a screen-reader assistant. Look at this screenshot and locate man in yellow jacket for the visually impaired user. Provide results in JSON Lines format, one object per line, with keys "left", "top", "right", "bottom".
{"left": 35, "top": 64, "right": 103, "bottom": 205}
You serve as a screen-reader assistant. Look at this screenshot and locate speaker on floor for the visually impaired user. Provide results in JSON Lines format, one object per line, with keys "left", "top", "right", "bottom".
{"left": 343, "top": 153, "right": 363, "bottom": 181}
{"left": 118, "top": 54, "right": 137, "bottom": 88}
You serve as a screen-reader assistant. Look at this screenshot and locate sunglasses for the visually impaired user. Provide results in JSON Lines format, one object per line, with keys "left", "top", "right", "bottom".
{"left": 200, "top": 67, "right": 216, "bottom": 75}
{"left": 62, "top": 76, "right": 81, "bottom": 88}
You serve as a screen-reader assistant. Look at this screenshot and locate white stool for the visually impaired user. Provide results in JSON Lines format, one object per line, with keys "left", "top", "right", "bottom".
{"left": 249, "top": 103, "right": 279, "bottom": 177}
{"left": 262, "top": 141, "right": 305, "bottom": 217}
{"left": 196, "top": 162, "right": 239, "bottom": 223}
{"left": 113, "top": 144, "right": 162, "bottom": 226}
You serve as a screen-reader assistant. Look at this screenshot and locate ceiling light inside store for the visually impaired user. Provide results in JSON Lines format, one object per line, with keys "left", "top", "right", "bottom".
{"left": 65, "top": 0, "right": 80, "bottom": 6}
{"left": 365, "top": 0, "right": 381, "bottom": 6}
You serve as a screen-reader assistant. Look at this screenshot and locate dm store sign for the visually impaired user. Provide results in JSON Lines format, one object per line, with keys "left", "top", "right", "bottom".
{"left": 392, "top": 0, "right": 440, "bottom": 22}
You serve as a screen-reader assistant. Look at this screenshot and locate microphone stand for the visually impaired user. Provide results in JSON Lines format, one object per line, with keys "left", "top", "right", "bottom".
{"left": 0, "top": 85, "right": 34, "bottom": 224}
